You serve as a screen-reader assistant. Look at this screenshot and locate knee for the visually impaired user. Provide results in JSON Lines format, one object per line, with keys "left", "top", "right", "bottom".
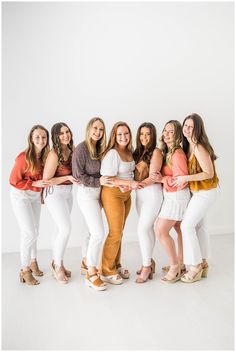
{"left": 180, "top": 220, "right": 194, "bottom": 235}
{"left": 155, "top": 225, "right": 164, "bottom": 241}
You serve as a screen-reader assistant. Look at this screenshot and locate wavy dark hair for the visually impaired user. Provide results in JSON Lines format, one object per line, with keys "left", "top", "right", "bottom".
{"left": 51, "top": 122, "right": 74, "bottom": 165}
{"left": 103, "top": 121, "right": 133, "bottom": 157}
{"left": 25, "top": 125, "right": 50, "bottom": 173}
{"left": 133, "top": 122, "right": 157, "bottom": 165}
{"left": 182, "top": 113, "right": 217, "bottom": 161}
{"left": 159, "top": 120, "right": 183, "bottom": 165}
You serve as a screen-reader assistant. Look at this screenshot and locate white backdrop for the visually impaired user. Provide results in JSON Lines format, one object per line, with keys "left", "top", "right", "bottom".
{"left": 2, "top": 1, "right": 234, "bottom": 253}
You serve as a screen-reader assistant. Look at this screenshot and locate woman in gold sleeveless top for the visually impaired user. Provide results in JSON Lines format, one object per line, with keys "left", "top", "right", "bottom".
{"left": 173, "top": 113, "right": 219, "bottom": 283}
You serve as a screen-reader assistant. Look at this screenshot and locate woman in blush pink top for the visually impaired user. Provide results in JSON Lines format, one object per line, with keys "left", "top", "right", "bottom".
{"left": 151, "top": 120, "right": 190, "bottom": 283}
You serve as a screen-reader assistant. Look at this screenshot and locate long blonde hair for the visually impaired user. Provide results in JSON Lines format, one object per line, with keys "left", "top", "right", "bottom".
{"left": 25, "top": 125, "right": 50, "bottom": 174}
{"left": 159, "top": 120, "right": 183, "bottom": 165}
{"left": 103, "top": 121, "right": 133, "bottom": 157}
{"left": 85, "top": 117, "right": 106, "bottom": 160}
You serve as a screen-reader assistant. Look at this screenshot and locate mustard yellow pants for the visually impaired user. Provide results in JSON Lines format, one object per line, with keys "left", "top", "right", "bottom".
{"left": 100, "top": 186, "right": 131, "bottom": 276}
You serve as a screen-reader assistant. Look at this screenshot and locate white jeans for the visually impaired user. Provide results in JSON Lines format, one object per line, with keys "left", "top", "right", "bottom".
{"left": 76, "top": 185, "right": 105, "bottom": 267}
{"left": 135, "top": 184, "right": 163, "bottom": 266}
{"left": 44, "top": 185, "right": 73, "bottom": 266}
{"left": 181, "top": 187, "right": 219, "bottom": 265}
{"left": 10, "top": 187, "right": 41, "bottom": 267}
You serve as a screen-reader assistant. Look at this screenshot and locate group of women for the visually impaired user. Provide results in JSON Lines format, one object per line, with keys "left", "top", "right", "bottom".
{"left": 9, "top": 113, "right": 219, "bottom": 290}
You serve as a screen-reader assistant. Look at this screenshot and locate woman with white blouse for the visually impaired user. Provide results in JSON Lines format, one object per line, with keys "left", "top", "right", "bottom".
{"left": 99, "top": 121, "right": 138, "bottom": 285}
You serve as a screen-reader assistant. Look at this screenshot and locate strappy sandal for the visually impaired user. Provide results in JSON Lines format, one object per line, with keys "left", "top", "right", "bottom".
{"left": 85, "top": 272, "right": 107, "bottom": 291}
{"left": 136, "top": 259, "right": 156, "bottom": 283}
{"left": 136, "top": 258, "right": 155, "bottom": 275}
{"left": 162, "top": 263, "right": 186, "bottom": 274}
{"left": 30, "top": 260, "right": 43, "bottom": 276}
{"left": 81, "top": 260, "right": 88, "bottom": 275}
{"left": 181, "top": 265, "right": 203, "bottom": 283}
{"left": 19, "top": 270, "right": 40, "bottom": 285}
{"left": 51, "top": 262, "right": 68, "bottom": 284}
{"left": 118, "top": 267, "right": 130, "bottom": 279}
{"left": 101, "top": 274, "right": 123, "bottom": 285}
{"left": 61, "top": 263, "right": 71, "bottom": 277}
{"left": 160, "top": 264, "right": 182, "bottom": 283}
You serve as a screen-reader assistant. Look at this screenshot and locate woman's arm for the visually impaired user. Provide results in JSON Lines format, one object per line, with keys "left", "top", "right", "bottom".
{"left": 151, "top": 150, "right": 188, "bottom": 191}
{"left": 173, "top": 145, "right": 214, "bottom": 186}
{"left": 72, "top": 144, "right": 100, "bottom": 187}
{"left": 9, "top": 153, "right": 49, "bottom": 189}
{"left": 43, "top": 150, "right": 78, "bottom": 185}
{"left": 138, "top": 149, "right": 163, "bottom": 188}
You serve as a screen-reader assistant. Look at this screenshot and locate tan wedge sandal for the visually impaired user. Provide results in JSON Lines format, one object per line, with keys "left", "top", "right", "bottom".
{"left": 160, "top": 264, "right": 182, "bottom": 283}
{"left": 181, "top": 265, "right": 203, "bottom": 283}
{"left": 85, "top": 272, "right": 107, "bottom": 291}
{"left": 202, "top": 264, "right": 209, "bottom": 278}
{"left": 30, "top": 260, "right": 43, "bottom": 276}
{"left": 20, "top": 270, "right": 40, "bottom": 285}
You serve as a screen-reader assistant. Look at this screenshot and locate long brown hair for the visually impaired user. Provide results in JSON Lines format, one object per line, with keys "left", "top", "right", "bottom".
{"left": 103, "top": 121, "right": 133, "bottom": 157}
{"left": 182, "top": 113, "right": 217, "bottom": 161}
{"left": 51, "top": 122, "right": 74, "bottom": 165}
{"left": 25, "top": 125, "right": 50, "bottom": 174}
{"left": 85, "top": 117, "right": 107, "bottom": 160}
{"left": 159, "top": 120, "right": 183, "bottom": 165}
{"left": 133, "top": 122, "right": 157, "bottom": 165}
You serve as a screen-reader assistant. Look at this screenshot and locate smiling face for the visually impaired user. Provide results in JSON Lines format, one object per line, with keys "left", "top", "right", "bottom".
{"left": 162, "top": 123, "right": 175, "bottom": 146}
{"left": 183, "top": 118, "right": 194, "bottom": 140}
{"left": 140, "top": 127, "right": 151, "bottom": 148}
{"left": 31, "top": 128, "right": 48, "bottom": 153}
{"left": 116, "top": 125, "right": 130, "bottom": 147}
{"left": 89, "top": 120, "right": 104, "bottom": 143}
{"left": 58, "top": 126, "right": 71, "bottom": 146}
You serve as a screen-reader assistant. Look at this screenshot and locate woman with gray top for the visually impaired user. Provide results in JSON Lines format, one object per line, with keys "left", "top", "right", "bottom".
{"left": 72, "top": 117, "right": 108, "bottom": 291}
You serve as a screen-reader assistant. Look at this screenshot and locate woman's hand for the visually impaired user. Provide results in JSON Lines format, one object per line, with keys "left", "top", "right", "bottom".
{"left": 67, "top": 175, "right": 80, "bottom": 184}
{"left": 137, "top": 181, "right": 145, "bottom": 189}
{"left": 32, "top": 180, "right": 50, "bottom": 188}
{"left": 119, "top": 185, "right": 130, "bottom": 193}
{"left": 130, "top": 180, "right": 139, "bottom": 190}
{"left": 100, "top": 176, "right": 115, "bottom": 186}
{"left": 150, "top": 171, "right": 163, "bottom": 183}
{"left": 172, "top": 175, "right": 188, "bottom": 187}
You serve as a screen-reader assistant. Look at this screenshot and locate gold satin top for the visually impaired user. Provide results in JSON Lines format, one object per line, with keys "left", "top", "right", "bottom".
{"left": 188, "top": 154, "right": 219, "bottom": 191}
{"left": 134, "top": 160, "right": 149, "bottom": 181}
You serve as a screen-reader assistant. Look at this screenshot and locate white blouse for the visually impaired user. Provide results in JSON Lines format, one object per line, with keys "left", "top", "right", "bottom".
{"left": 101, "top": 149, "right": 135, "bottom": 180}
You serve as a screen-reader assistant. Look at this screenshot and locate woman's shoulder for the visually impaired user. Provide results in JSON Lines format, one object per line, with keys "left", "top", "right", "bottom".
{"left": 75, "top": 141, "right": 87, "bottom": 153}
{"left": 47, "top": 149, "right": 59, "bottom": 161}
{"left": 105, "top": 148, "right": 119, "bottom": 158}
{"left": 194, "top": 144, "right": 209, "bottom": 156}
{"left": 15, "top": 151, "right": 26, "bottom": 161}
{"left": 152, "top": 148, "right": 162, "bottom": 157}
{"left": 173, "top": 148, "right": 186, "bottom": 159}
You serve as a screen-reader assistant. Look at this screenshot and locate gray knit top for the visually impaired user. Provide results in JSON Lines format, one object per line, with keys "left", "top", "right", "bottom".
{"left": 72, "top": 141, "right": 101, "bottom": 188}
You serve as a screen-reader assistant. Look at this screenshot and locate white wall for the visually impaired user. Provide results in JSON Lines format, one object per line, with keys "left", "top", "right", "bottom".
{"left": 2, "top": 2, "right": 234, "bottom": 253}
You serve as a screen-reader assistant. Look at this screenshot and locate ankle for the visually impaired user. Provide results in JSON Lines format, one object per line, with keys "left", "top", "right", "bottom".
{"left": 22, "top": 267, "right": 30, "bottom": 272}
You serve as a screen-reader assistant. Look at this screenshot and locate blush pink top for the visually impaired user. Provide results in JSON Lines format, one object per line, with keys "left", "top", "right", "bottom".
{"left": 161, "top": 149, "right": 189, "bottom": 192}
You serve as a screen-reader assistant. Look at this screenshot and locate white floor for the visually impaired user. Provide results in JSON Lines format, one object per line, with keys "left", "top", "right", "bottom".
{"left": 2, "top": 234, "right": 234, "bottom": 350}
